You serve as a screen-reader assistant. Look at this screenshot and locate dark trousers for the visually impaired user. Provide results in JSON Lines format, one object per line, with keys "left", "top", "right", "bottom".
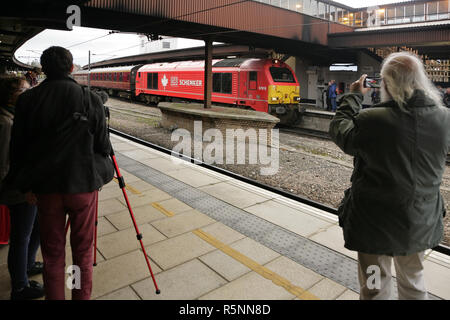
{"left": 331, "top": 98, "right": 337, "bottom": 112}
{"left": 7, "top": 202, "right": 40, "bottom": 291}
{"left": 37, "top": 191, "right": 97, "bottom": 300}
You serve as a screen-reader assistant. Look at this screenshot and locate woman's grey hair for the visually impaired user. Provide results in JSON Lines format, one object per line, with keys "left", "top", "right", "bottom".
{"left": 380, "top": 51, "right": 444, "bottom": 109}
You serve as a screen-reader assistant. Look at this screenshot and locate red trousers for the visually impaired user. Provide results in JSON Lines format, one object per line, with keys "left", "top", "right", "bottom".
{"left": 37, "top": 191, "right": 98, "bottom": 300}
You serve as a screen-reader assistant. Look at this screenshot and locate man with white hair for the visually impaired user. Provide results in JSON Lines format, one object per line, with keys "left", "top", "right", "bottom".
{"left": 329, "top": 51, "right": 450, "bottom": 300}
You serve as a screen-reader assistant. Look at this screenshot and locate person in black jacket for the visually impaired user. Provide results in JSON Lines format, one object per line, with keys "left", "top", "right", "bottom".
{"left": 7, "top": 46, "right": 114, "bottom": 300}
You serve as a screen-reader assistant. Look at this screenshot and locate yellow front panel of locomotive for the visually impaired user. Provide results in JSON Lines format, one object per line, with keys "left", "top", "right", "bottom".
{"left": 268, "top": 85, "right": 300, "bottom": 104}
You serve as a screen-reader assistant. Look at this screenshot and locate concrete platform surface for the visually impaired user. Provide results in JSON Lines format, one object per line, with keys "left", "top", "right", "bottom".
{"left": 0, "top": 133, "right": 449, "bottom": 300}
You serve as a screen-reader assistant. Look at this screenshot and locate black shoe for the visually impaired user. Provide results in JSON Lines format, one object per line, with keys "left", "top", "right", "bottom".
{"left": 10, "top": 280, "right": 45, "bottom": 300}
{"left": 27, "top": 261, "right": 44, "bottom": 276}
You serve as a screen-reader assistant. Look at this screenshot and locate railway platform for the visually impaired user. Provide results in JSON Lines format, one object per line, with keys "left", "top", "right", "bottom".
{"left": 0, "top": 133, "right": 449, "bottom": 300}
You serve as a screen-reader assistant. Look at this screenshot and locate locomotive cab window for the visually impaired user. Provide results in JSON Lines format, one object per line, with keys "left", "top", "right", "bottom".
{"left": 269, "top": 67, "right": 295, "bottom": 83}
{"left": 213, "top": 73, "right": 232, "bottom": 94}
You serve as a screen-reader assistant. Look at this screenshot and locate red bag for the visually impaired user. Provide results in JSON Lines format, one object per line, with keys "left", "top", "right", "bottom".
{"left": 0, "top": 205, "right": 10, "bottom": 244}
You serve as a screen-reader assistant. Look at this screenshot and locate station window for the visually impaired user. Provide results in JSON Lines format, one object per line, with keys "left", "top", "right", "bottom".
{"left": 405, "top": 5, "right": 414, "bottom": 22}
{"left": 413, "top": 4, "right": 425, "bottom": 22}
{"left": 428, "top": 2, "right": 438, "bottom": 20}
{"left": 318, "top": 2, "right": 326, "bottom": 20}
{"left": 147, "top": 73, "right": 159, "bottom": 89}
{"left": 213, "top": 73, "right": 232, "bottom": 94}
{"left": 387, "top": 8, "right": 396, "bottom": 24}
{"left": 439, "top": 0, "right": 449, "bottom": 19}
{"left": 330, "top": 6, "right": 336, "bottom": 22}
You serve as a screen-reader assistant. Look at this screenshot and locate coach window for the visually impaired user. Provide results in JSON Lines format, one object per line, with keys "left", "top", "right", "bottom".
{"left": 119, "top": 73, "right": 123, "bottom": 82}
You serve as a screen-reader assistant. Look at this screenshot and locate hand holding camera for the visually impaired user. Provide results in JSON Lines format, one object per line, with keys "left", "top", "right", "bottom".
{"left": 350, "top": 74, "right": 371, "bottom": 95}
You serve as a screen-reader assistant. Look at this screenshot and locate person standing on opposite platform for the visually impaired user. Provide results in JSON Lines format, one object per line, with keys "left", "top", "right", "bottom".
{"left": 329, "top": 51, "right": 450, "bottom": 300}
{"left": 328, "top": 79, "right": 337, "bottom": 112}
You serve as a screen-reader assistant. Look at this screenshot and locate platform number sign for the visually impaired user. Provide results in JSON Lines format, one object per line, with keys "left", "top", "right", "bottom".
{"left": 66, "top": 5, "right": 81, "bottom": 30}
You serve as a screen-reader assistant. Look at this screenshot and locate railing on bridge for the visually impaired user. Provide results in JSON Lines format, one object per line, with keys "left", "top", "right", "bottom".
{"left": 256, "top": 0, "right": 450, "bottom": 28}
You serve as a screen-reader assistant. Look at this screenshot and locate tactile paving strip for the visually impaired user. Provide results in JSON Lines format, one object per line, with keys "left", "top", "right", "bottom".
{"left": 114, "top": 152, "right": 440, "bottom": 300}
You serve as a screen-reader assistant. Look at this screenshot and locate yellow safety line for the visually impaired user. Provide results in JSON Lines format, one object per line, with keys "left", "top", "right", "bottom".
{"left": 113, "top": 177, "right": 141, "bottom": 195}
{"left": 151, "top": 202, "right": 175, "bottom": 217}
{"left": 192, "top": 229, "right": 319, "bottom": 300}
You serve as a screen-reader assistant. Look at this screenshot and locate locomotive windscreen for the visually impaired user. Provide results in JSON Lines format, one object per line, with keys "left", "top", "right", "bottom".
{"left": 269, "top": 67, "right": 296, "bottom": 83}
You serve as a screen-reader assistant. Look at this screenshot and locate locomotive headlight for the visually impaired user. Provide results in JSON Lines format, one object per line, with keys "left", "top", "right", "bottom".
{"left": 271, "top": 97, "right": 278, "bottom": 101}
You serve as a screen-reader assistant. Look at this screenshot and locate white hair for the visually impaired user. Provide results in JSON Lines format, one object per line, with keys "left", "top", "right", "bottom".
{"left": 380, "top": 51, "right": 444, "bottom": 109}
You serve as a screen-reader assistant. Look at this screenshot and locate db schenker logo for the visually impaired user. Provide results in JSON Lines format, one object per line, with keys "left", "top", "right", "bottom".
{"left": 161, "top": 74, "right": 168, "bottom": 88}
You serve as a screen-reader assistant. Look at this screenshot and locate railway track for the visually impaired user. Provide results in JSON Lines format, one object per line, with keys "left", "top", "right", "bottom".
{"left": 280, "top": 126, "right": 450, "bottom": 165}
{"left": 279, "top": 126, "right": 331, "bottom": 140}
{"left": 108, "top": 98, "right": 450, "bottom": 165}
{"left": 107, "top": 105, "right": 160, "bottom": 119}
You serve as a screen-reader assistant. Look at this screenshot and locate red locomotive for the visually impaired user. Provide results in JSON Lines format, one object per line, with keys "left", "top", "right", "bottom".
{"left": 73, "top": 58, "right": 301, "bottom": 124}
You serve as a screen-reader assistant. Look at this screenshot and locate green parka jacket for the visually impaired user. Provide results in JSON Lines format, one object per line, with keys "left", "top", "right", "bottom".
{"left": 329, "top": 90, "right": 450, "bottom": 256}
